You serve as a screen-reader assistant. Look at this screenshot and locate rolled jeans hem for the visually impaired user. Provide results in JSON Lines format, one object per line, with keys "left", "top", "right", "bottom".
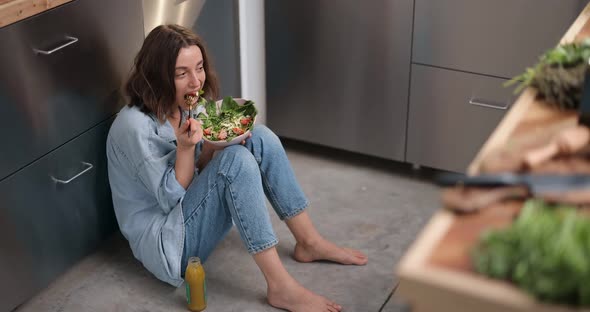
{"left": 248, "top": 238, "right": 279, "bottom": 254}
{"left": 279, "top": 203, "right": 308, "bottom": 221}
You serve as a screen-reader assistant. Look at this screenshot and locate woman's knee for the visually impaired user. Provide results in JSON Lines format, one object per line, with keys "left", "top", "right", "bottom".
{"left": 252, "top": 125, "right": 281, "bottom": 146}
{"left": 218, "top": 145, "right": 259, "bottom": 178}
{"left": 249, "top": 125, "right": 286, "bottom": 160}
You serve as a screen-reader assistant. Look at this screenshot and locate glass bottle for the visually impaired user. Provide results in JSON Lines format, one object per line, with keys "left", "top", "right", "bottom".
{"left": 185, "top": 257, "right": 207, "bottom": 311}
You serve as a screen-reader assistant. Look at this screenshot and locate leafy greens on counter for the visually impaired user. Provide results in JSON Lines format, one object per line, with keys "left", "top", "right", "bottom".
{"left": 472, "top": 199, "right": 590, "bottom": 307}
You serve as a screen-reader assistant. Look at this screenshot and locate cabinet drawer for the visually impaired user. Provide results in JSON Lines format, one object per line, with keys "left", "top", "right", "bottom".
{"left": 0, "top": 118, "right": 115, "bottom": 312}
{"left": 412, "top": 0, "right": 585, "bottom": 78}
{"left": 0, "top": 0, "right": 143, "bottom": 179}
{"left": 406, "top": 65, "right": 515, "bottom": 173}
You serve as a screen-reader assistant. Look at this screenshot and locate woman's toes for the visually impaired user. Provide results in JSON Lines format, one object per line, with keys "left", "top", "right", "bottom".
{"left": 330, "top": 301, "right": 342, "bottom": 310}
{"left": 345, "top": 248, "right": 368, "bottom": 263}
{"left": 326, "top": 300, "right": 341, "bottom": 312}
{"left": 345, "top": 247, "right": 366, "bottom": 257}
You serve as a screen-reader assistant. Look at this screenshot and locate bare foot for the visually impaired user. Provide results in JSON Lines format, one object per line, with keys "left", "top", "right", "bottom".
{"left": 268, "top": 279, "right": 342, "bottom": 312}
{"left": 293, "top": 239, "right": 368, "bottom": 265}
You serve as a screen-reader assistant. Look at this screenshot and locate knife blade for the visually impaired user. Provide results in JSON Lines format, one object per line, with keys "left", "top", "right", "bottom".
{"left": 578, "top": 66, "right": 590, "bottom": 127}
{"left": 436, "top": 172, "right": 590, "bottom": 196}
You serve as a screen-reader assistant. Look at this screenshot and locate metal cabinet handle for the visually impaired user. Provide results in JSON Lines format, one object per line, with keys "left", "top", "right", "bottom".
{"left": 33, "top": 36, "right": 79, "bottom": 55}
{"left": 51, "top": 162, "right": 93, "bottom": 184}
{"left": 468, "top": 98, "right": 509, "bottom": 110}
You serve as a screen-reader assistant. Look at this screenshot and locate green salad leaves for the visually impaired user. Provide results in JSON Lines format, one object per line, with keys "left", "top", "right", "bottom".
{"left": 196, "top": 96, "right": 257, "bottom": 142}
{"left": 472, "top": 199, "right": 590, "bottom": 306}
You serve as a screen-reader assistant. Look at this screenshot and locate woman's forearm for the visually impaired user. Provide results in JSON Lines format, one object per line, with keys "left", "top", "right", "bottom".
{"left": 175, "top": 145, "right": 196, "bottom": 189}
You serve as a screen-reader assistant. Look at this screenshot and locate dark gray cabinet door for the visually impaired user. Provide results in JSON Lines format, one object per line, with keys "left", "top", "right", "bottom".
{"left": 0, "top": 118, "right": 115, "bottom": 312}
{"left": 0, "top": 0, "right": 143, "bottom": 180}
{"left": 413, "top": 0, "right": 586, "bottom": 78}
{"left": 265, "top": 0, "right": 413, "bottom": 161}
{"left": 406, "top": 65, "right": 515, "bottom": 173}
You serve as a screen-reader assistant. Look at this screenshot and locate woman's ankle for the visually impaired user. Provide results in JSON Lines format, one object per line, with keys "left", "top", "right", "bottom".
{"left": 267, "top": 273, "right": 299, "bottom": 293}
{"left": 296, "top": 234, "right": 326, "bottom": 248}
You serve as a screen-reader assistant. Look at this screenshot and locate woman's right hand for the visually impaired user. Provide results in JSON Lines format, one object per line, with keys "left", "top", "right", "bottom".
{"left": 176, "top": 118, "right": 203, "bottom": 150}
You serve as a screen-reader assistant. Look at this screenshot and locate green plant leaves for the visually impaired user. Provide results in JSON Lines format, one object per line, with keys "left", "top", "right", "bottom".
{"left": 472, "top": 199, "right": 590, "bottom": 306}
{"left": 204, "top": 100, "right": 217, "bottom": 117}
{"left": 506, "top": 39, "right": 590, "bottom": 95}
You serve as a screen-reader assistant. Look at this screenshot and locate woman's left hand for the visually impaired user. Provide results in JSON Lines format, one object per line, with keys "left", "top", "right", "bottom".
{"left": 202, "top": 132, "right": 252, "bottom": 154}
{"left": 240, "top": 133, "right": 253, "bottom": 145}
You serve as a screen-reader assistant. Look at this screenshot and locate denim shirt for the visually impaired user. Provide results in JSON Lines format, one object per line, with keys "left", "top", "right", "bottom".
{"left": 106, "top": 105, "right": 194, "bottom": 287}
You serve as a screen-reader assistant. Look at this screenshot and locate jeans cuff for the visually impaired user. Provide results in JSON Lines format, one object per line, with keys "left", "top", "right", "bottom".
{"left": 280, "top": 202, "right": 308, "bottom": 221}
{"left": 248, "top": 238, "right": 279, "bottom": 254}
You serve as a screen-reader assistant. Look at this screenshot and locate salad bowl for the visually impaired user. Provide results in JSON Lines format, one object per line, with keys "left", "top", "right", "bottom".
{"left": 196, "top": 97, "right": 257, "bottom": 147}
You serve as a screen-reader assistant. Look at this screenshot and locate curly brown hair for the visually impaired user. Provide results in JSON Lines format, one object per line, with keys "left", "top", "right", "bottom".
{"left": 125, "top": 24, "right": 219, "bottom": 121}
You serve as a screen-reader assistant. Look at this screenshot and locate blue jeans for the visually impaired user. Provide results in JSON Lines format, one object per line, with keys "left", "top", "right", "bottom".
{"left": 180, "top": 125, "right": 308, "bottom": 275}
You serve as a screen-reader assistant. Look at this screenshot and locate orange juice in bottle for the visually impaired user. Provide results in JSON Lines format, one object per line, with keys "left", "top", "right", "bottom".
{"left": 185, "top": 257, "right": 207, "bottom": 311}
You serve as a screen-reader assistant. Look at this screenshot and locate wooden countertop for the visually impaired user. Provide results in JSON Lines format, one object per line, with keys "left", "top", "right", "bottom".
{"left": 396, "top": 3, "right": 590, "bottom": 312}
{"left": 0, "top": 0, "right": 74, "bottom": 28}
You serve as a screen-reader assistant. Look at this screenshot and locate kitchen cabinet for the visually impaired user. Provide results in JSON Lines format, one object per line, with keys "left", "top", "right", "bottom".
{"left": 0, "top": 0, "right": 142, "bottom": 180}
{"left": 407, "top": 0, "right": 586, "bottom": 172}
{"left": 265, "top": 0, "right": 413, "bottom": 161}
{"left": 0, "top": 0, "right": 144, "bottom": 310}
{"left": 266, "top": 0, "right": 587, "bottom": 172}
{"left": 406, "top": 65, "right": 514, "bottom": 173}
{"left": 0, "top": 118, "right": 115, "bottom": 311}
{"left": 412, "top": 0, "right": 587, "bottom": 79}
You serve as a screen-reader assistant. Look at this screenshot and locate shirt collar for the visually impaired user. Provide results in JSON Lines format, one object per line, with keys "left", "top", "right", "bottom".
{"left": 154, "top": 115, "right": 178, "bottom": 144}
{"left": 154, "top": 108, "right": 198, "bottom": 144}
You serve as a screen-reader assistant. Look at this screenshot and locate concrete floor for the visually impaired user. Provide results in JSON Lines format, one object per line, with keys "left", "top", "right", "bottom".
{"left": 14, "top": 140, "right": 441, "bottom": 312}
